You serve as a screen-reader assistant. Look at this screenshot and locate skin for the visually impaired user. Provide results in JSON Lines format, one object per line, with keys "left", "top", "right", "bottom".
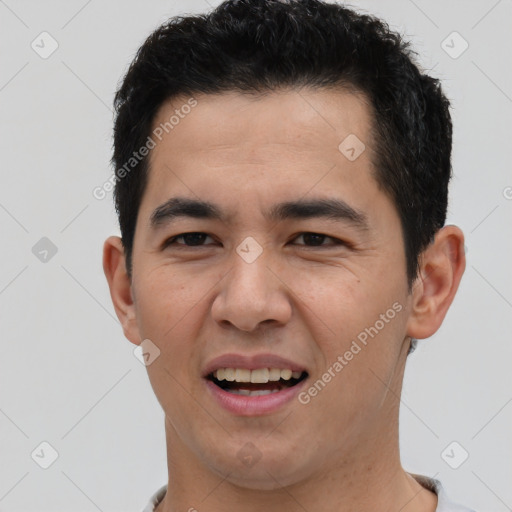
{"left": 103, "top": 88, "right": 465, "bottom": 512}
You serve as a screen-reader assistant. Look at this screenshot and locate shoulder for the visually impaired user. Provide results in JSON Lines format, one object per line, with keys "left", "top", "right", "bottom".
{"left": 410, "top": 473, "right": 477, "bottom": 512}
{"left": 142, "top": 484, "right": 167, "bottom": 512}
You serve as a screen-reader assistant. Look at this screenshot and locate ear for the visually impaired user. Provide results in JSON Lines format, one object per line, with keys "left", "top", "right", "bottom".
{"left": 406, "top": 225, "right": 466, "bottom": 340}
{"left": 102, "top": 236, "right": 140, "bottom": 345}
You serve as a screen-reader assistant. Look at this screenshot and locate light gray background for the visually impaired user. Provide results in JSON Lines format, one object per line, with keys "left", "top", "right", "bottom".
{"left": 0, "top": 1, "right": 510, "bottom": 511}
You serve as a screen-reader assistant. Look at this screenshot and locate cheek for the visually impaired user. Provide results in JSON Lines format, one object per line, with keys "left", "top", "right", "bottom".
{"left": 133, "top": 270, "right": 212, "bottom": 412}
{"left": 303, "top": 272, "right": 408, "bottom": 405}
{"left": 299, "top": 270, "right": 370, "bottom": 351}
{"left": 133, "top": 265, "right": 210, "bottom": 337}
{"left": 131, "top": 269, "right": 215, "bottom": 405}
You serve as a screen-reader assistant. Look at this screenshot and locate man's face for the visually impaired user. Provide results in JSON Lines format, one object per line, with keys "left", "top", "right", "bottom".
{"left": 128, "top": 88, "right": 415, "bottom": 487}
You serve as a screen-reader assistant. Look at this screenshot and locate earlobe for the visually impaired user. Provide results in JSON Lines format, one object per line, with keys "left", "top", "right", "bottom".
{"left": 406, "top": 225, "right": 466, "bottom": 340}
{"left": 102, "top": 236, "right": 141, "bottom": 345}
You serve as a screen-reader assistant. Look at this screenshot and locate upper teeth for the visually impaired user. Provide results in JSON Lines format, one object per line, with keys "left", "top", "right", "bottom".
{"left": 213, "top": 368, "right": 302, "bottom": 383}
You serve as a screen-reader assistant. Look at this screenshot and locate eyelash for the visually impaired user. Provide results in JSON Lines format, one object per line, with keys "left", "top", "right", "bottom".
{"left": 162, "top": 232, "right": 347, "bottom": 249}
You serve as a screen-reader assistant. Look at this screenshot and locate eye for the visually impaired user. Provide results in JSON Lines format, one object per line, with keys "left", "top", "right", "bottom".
{"left": 162, "top": 232, "right": 347, "bottom": 250}
{"left": 163, "top": 232, "right": 216, "bottom": 248}
{"left": 292, "top": 232, "right": 346, "bottom": 247}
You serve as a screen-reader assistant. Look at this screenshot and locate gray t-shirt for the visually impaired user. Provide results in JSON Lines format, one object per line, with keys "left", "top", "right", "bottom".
{"left": 142, "top": 473, "right": 476, "bottom": 512}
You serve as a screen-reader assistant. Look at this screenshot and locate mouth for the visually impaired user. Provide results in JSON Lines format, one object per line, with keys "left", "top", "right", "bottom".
{"left": 206, "top": 368, "right": 309, "bottom": 397}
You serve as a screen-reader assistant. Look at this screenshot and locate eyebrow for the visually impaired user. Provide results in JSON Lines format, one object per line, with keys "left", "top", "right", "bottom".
{"left": 149, "top": 196, "right": 369, "bottom": 231}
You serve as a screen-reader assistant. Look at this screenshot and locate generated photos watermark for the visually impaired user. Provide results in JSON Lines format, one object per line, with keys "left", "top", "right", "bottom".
{"left": 93, "top": 97, "right": 198, "bottom": 200}
{"left": 298, "top": 301, "right": 403, "bottom": 404}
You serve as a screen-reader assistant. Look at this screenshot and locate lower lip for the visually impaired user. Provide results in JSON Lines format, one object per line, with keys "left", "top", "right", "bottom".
{"left": 205, "top": 378, "right": 308, "bottom": 416}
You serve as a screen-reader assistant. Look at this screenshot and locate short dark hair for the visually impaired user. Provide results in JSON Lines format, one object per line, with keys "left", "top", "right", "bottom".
{"left": 112, "top": 0, "right": 453, "bottom": 289}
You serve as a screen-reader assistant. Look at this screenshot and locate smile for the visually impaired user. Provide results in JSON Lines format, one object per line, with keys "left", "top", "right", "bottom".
{"left": 205, "top": 367, "right": 309, "bottom": 414}
{"left": 209, "top": 367, "right": 307, "bottom": 395}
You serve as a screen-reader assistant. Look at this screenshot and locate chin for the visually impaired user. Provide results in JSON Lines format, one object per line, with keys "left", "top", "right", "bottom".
{"left": 205, "top": 444, "right": 313, "bottom": 491}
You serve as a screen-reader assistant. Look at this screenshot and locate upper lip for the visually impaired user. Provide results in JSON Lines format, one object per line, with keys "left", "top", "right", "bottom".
{"left": 202, "top": 353, "right": 309, "bottom": 378}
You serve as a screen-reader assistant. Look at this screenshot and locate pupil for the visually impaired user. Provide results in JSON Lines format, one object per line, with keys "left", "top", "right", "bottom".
{"left": 304, "top": 233, "right": 324, "bottom": 246}
{"left": 184, "top": 233, "right": 206, "bottom": 245}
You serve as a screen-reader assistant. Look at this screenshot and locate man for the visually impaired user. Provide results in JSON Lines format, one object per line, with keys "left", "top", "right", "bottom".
{"left": 102, "top": 1, "right": 473, "bottom": 511}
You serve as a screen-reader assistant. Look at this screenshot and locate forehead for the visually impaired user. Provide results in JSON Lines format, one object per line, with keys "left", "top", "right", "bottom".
{"left": 151, "top": 87, "right": 373, "bottom": 160}
{"left": 138, "top": 87, "right": 392, "bottom": 230}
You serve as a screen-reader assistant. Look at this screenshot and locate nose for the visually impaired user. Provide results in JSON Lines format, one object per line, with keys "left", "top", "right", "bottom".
{"left": 211, "top": 247, "right": 292, "bottom": 333}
